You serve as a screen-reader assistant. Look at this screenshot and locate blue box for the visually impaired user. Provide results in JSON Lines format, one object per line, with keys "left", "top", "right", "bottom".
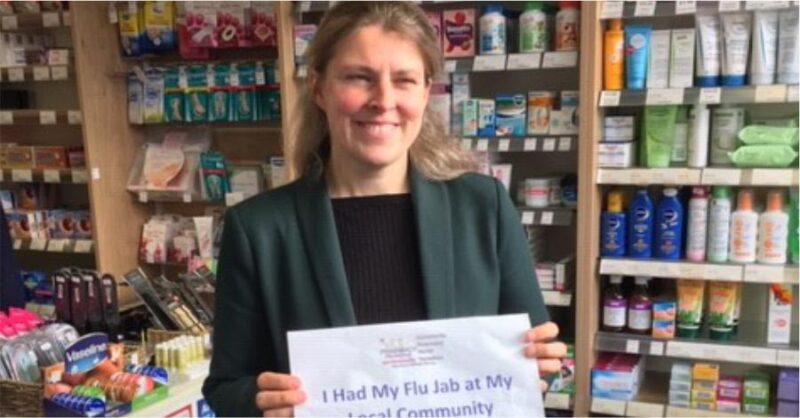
{"left": 495, "top": 94, "right": 526, "bottom": 136}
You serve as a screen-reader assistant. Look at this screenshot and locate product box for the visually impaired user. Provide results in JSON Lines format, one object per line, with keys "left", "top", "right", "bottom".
{"left": 0, "top": 190, "right": 13, "bottom": 211}
{"left": 744, "top": 401, "right": 770, "bottom": 415}
{"left": 550, "top": 91, "right": 579, "bottom": 135}
{"left": 250, "top": 2, "right": 277, "bottom": 47}
{"left": 648, "top": 30, "right": 671, "bottom": 89}
{"left": 477, "top": 99, "right": 495, "bottom": 137}
{"left": 47, "top": 210, "right": 73, "bottom": 239}
{"left": 716, "top": 399, "right": 742, "bottom": 414}
{"left": 652, "top": 300, "right": 676, "bottom": 339}
{"left": 428, "top": 91, "right": 451, "bottom": 134}
{"left": 671, "top": 362, "right": 692, "bottom": 382}
{"left": 598, "top": 142, "right": 636, "bottom": 168}
{"left": 603, "top": 116, "right": 635, "bottom": 142}
{"left": 495, "top": 94, "right": 526, "bottom": 136}
{"left": 33, "top": 146, "right": 67, "bottom": 169}
{"left": 744, "top": 372, "right": 771, "bottom": 406}
{"left": 718, "top": 376, "right": 743, "bottom": 401}
{"left": 691, "top": 400, "right": 716, "bottom": 411}
{"left": 548, "top": 345, "right": 575, "bottom": 394}
{"left": 293, "top": 24, "right": 317, "bottom": 65}
{"left": 527, "top": 91, "right": 555, "bottom": 135}
{"left": 461, "top": 99, "right": 479, "bottom": 137}
{"left": 778, "top": 400, "right": 799, "bottom": 417}
{"left": 692, "top": 388, "right": 717, "bottom": 402}
{"left": 693, "top": 363, "right": 720, "bottom": 385}
{"left": 778, "top": 369, "right": 799, "bottom": 402}
{"left": 451, "top": 73, "right": 470, "bottom": 135}
{"left": 489, "top": 164, "right": 512, "bottom": 191}
{"left": 269, "top": 156, "right": 286, "bottom": 189}
{"left": 669, "top": 390, "right": 691, "bottom": 405}
{"left": 3, "top": 146, "right": 34, "bottom": 169}
{"left": 669, "top": 29, "right": 695, "bottom": 88}
{"left": 591, "top": 353, "right": 644, "bottom": 400}
{"left": 442, "top": 9, "right": 475, "bottom": 58}
{"left": 768, "top": 284, "right": 793, "bottom": 344}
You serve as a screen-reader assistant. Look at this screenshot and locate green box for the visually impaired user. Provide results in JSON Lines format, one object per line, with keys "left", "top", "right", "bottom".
{"left": 131, "top": 383, "right": 170, "bottom": 411}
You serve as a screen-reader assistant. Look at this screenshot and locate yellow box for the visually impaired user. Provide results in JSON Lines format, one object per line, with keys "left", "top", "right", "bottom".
{"left": 691, "top": 400, "right": 716, "bottom": 411}
{"left": 692, "top": 388, "right": 717, "bottom": 402}
{"left": 693, "top": 379, "right": 718, "bottom": 391}
{"left": 693, "top": 363, "right": 720, "bottom": 382}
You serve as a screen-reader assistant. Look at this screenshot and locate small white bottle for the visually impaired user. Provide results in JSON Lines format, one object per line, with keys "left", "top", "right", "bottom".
{"left": 686, "top": 187, "right": 709, "bottom": 261}
{"left": 757, "top": 191, "right": 789, "bottom": 264}
{"left": 729, "top": 189, "right": 759, "bottom": 263}
{"left": 480, "top": 4, "right": 507, "bottom": 55}
{"left": 687, "top": 104, "right": 710, "bottom": 168}
{"left": 707, "top": 186, "right": 732, "bottom": 263}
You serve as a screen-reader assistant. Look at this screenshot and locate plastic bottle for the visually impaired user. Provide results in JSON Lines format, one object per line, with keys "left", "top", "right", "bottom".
{"left": 627, "top": 189, "right": 654, "bottom": 258}
{"left": 601, "top": 190, "right": 627, "bottom": 257}
{"left": 707, "top": 186, "right": 732, "bottom": 263}
{"left": 671, "top": 107, "right": 690, "bottom": 166}
{"left": 654, "top": 188, "right": 685, "bottom": 260}
{"left": 687, "top": 104, "right": 710, "bottom": 168}
{"left": 627, "top": 277, "right": 652, "bottom": 334}
{"left": 757, "top": 191, "right": 789, "bottom": 265}
{"left": 790, "top": 190, "right": 799, "bottom": 264}
{"left": 686, "top": 187, "right": 709, "bottom": 262}
{"left": 602, "top": 275, "right": 627, "bottom": 332}
{"left": 604, "top": 19, "right": 625, "bottom": 90}
{"left": 729, "top": 189, "right": 759, "bottom": 263}
{"left": 555, "top": 1, "right": 580, "bottom": 51}
{"left": 480, "top": 4, "right": 506, "bottom": 55}
{"left": 519, "top": 2, "right": 547, "bottom": 53}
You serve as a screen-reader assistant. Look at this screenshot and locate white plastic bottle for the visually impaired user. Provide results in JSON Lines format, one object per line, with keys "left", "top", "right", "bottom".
{"left": 480, "top": 4, "right": 507, "bottom": 55}
{"left": 519, "top": 2, "right": 547, "bottom": 53}
{"left": 757, "top": 191, "right": 789, "bottom": 264}
{"left": 555, "top": 1, "right": 580, "bottom": 51}
{"left": 687, "top": 104, "right": 710, "bottom": 168}
{"left": 729, "top": 189, "right": 759, "bottom": 263}
{"left": 686, "top": 187, "right": 709, "bottom": 261}
{"left": 707, "top": 186, "right": 732, "bottom": 263}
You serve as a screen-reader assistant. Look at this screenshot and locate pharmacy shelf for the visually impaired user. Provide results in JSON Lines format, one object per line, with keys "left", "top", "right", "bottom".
{"left": 0, "top": 65, "right": 72, "bottom": 82}
{"left": 597, "top": 168, "right": 800, "bottom": 187}
{"left": 599, "top": 0, "right": 797, "bottom": 20}
{"left": 599, "top": 258, "right": 799, "bottom": 284}
{"left": 12, "top": 238, "right": 94, "bottom": 254}
{"left": 0, "top": 10, "right": 70, "bottom": 31}
{"left": 598, "top": 85, "right": 799, "bottom": 107}
{"left": 0, "top": 110, "right": 82, "bottom": 126}
{"left": 595, "top": 331, "right": 799, "bottom": 367}
{"left": 135, "top": 190, "right": 253, "bottom": 207}
{"left": 542, "top": 291, "right": 573, "bottom": 307}
{"left": 461, "top": 136, "right": 577, "bottom": 153}
{"left": 0, "top": 168, "right": 88, "bottom": 184}
{"left": 544, "top": 392, "right": 573, "bottom": 411}
{"left": 519, "top": 207, "right": 575, "bottom": 226}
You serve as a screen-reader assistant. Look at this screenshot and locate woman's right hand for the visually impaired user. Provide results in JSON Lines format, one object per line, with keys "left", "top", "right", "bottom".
{"left": 255, "top": 372, "right": 307, "bottom": 417}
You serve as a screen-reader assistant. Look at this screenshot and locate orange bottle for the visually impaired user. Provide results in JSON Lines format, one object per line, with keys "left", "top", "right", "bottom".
{"left": 604, "top": 19, "right": 625, "bottom": 90}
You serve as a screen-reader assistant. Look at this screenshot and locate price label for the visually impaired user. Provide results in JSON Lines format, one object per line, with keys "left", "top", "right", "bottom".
{"left": 8, "top": 68, "right": 24, "bottom": 82}
{"left": 0, "top": 111, "right": 13, "bottom": 125}
{"left": 50, "top": 66, "right": 68, "bottom": 80}
{"left": 627, "top": 402, "right": 664, "bottom": 418}
{"left": 255, "top": 68, "right": 266, "bottom": 86}
{"left": 777, "top": 350, "right": 800, "bottom": 367}
{"left": 675, "top": 0, "right": 697, "bottom": 14}
{"left": 787, "top": 85, "right": 799, "bottom": 102}
{"left": 461, "top": 139, "right": 472, "bottom": 150}
{"left": 646, "top": 88, "right": 684, "bottom": 105}
{"left": 599, "top": 91, "right": 621, "bottom": 107}
{"left": 558, "top": 137, "right": 572, "bottom": 151}
{"left": 540, "top": 211, "right": 554, "bottom": 225}
{"left": 746, "top": 0, "right": 789, "bottom": 9}
{"left": 230, "top": 71, "right": 241, "bottom": 87}
{"left": 524, "top": 138, "right": 537, "bottom": 151}
{"left": 71, "top": 169, "right": 88, "bottom": 183}
{"left": 139, "top": 191, "right": 148, "bottom": 202}
{"left": 592, "top": 398, "right": 626, "bottom": 416}
{"left": 634, "top": 1, "right": 657, "bottom": 16}
{"left": 178, "top": 67, "right": 188, "bottom": 89}
{"left": 299, "top": 1, "right": 311, "bottom": 12}
{"left": 43, "top": 169, "right": 61, "bottom": 183}
{"left": 42, "top": 11, "right": 61, "bottom": 27}
{"left": 719, "top": 1, "right": 741, "bottom": 11}
{"left": 625, "top": 340, "right": 640, "bottom": 354}
{"left": 444, "top": 60, "right": 457, "bottom": 73}
{"left": 13, "top": 239, "right": 22, "bottom": 250}
{"left": 744, "top": 264, "right": 783, "bottom": 283}
{"left": 33, "top": 66, "right": 50, "bottom": 81}
{"left": 649, "top": 341, "right": 664, "bottom": 356}
{"left": 498, "top": 139, "right": 510, "bottom": 152}
{"left": 698, "top": 87, "right": 722, "bottom": 104}
{"left": 473, "top": 55, "right": 506, "bottom": 72}
{"left": 702, "top": 168, "right": 742, "bottom": 185}
{"left": 39, "top": 111, "right": 57, "bottom": 125}
{"left": 108, "top": 2, "right": 119, "bottom": 23}
{"left": 476, "top": 139, "right": 488, "bottom": 151}
{"left": 506, "top": 53, "right": 541, "bottom": 70}
{"left": 225, "top": 192, "right": 245, "bottom": 207}
{"left": 67, "top": 110, "right": 82, "bottom": 125}
{"left": 542, "top": 51, "right": 578, "bottom": 68}
{"left": 543, "top": 138, "right": 557, "bottom": 152}
{"left": 91, "top": 168, "right": 101, "bottom": 181}
{"left": 11, "top": 169, "right": 33, "bottom": 182}
{"left": 1, "top": 15, "right": 17, "bottom": 30}
{"left": 74, "top": 240, "right": 93, "bottom": 253}
{"left": 544, "top": 393, "right": 571, "bottom": 410}
{"left": 182, "top": 193, "right": 192, "bottom": 203}
{"left": 206, "top": 69, "right": 215, "bottom": 87}
{"left": 601, "top": 1, "right": 625, "bottom": 19}
{"left": 47, "top": 239, "right": 66, "bottom": 252}
{"left": 30, "top": 239, "right": 48, "bottom": 251}
{"left": 521, "top": 212, "right": 534, "bottom": 225}
{"left": 755, "top": 84, "right": 787, "bottom": 102}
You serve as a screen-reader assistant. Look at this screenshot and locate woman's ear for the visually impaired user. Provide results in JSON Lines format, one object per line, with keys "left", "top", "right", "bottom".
{"left": 308, "top": 70, "right": 325, "bottom": 109}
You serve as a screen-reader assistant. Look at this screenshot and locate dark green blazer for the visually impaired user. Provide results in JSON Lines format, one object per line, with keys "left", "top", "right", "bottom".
{"left": 202, "top": 169, "right": 549, "bottom": 416}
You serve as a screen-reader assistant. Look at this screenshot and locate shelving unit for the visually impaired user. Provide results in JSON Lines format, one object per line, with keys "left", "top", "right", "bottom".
{"left": 598, "top": 85, "right": 799, "bottom": 107}
{"left": 460, "top": 135, "right": 577, "bottom": 153}
{"left": 597, "top": 168, "right": 800, "bottom": 186}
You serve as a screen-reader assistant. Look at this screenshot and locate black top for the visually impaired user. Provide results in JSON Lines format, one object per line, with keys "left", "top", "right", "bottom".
{"left": 331, "top": 193, "right": 427, "bottom": 325}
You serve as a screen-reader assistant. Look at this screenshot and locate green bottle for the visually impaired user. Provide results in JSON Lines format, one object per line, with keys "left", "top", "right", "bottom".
{"left": 790, "top": 190, "right": 798, "bottom": 264}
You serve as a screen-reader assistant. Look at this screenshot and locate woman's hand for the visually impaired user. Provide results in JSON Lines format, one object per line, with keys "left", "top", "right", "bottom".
{"left": 255, "top": 372, "right": 307, "bottom": 417}
{"left": 523, "top": 321, "right": 567, "bottom": 392}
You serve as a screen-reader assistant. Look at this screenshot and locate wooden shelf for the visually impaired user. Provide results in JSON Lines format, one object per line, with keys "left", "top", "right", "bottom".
{"left": 0, "top": 110, "right": 81, "bottom": 126}
{"left": 0, "top": 10, "right": 70, "bottom": 31}
{"left": 598, "top": 85, "right": 799, "bottom": 107}
{"left": 0, "top": 167, "right": 88, "bottom": 184}
{"left": 461, "top": 136, "right": 577, "bottom": 153}
{"left": 0, "top": 65, "right": 72, "bottom": 83}
{"left": 599, "top": 258, "right": 799, "bottom": 284}
{"left": 597, "top": 168, "right": 800, "bottom": 186}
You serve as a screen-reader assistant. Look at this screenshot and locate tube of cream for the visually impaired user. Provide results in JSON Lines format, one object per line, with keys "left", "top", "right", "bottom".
{"left": 643, "top": 106, "right": 678, "bottom": 168}
{"left": 695, "top": 14, "right": 721, "bottom": 87}
{"left": 193, "top": 216, "right": 214, "bottom": 260}
{"left": 677, "top": 279, "right": 706, "bottom": 339}
{"left": 750, "top": 10, "right": 779, "bottom": 86}
{"left": 625, "top": 25, "right": 652, "bottom": 90}
{"left": 670, "top": 29, "right": 696, "bottom": 88}
{"left": 777, "top": 12, "right": 799, "bottom": 84}
{"left": 720, "top": 13, "right": 752, "bottom": 86}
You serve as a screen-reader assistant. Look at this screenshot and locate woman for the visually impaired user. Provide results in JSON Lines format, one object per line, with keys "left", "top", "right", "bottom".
{"left": 202, "top": 3, "right": 566, "bottom": 416}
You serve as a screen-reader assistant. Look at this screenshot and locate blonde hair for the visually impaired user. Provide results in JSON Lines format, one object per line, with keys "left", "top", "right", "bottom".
{"left": 291, "top": 1, "right": 477, "bottom": 181}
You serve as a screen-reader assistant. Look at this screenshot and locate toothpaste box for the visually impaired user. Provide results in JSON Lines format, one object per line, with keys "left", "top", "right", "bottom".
{"left": 442, "top": 9, "right": 475, "bottom": 58}
{"left": 692, "top": 388, "right": 717, "bottom": 402}
{"left": 778, "top": 401, "right": 799, "bottom": 417}
{"left": 768, "top": 284, "right": 793, "bottom": 344}
{"left": 744, "top": 371, "right": 771, "bottom": 408}
{"left": 718, "top": 376, "right": 743, "bottom": 401}
{"left": 778, "top": 369, "right": 799, "bottom": 402}
{"left": 716, "top": 400, "right": 741, "bottom": 414}
{"left": 461, "top": 99, "right": 479, "bottom": 137}
{"left": 671, "top": 362, "right": 693, "bottom": 382}
{"left": 693, "top": 363, "right": 720, "bottom": 384}
{"left": 669, "top": 390, "right": 691, "bottom": 406}
{"left": 495, "top": 94, "right": 526, "bottom": 137}
{"left": 691, "top": 400, "right": 716, "bottom": 411}
{"left": 477, "top": 99, "right": 495, "bottom": 137}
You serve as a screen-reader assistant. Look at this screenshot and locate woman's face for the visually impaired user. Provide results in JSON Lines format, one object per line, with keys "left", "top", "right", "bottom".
{"left": 314, "top": 25, "right": 430, "bottom": 172}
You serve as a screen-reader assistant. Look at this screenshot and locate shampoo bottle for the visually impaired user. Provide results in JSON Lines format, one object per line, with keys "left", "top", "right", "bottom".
{"left": 604, "top": 19, "right": 625, "bottom": 90}
{"left": 790, "top": 190, "right": 798, "bottom": 264}
{"left": 601, "top": 190, "right": 627, "bottom": 257}
{"left": 627, "top": 189, "right": 654, "bottom": 258}
{"left": 654, "top": 187, "right": 684, "bottom": 260}
{"left": 729, "top": 189, "right": 759, "bottom": 263}
{"left": 757, "top": 191, "right": 789, "bottom": 265}
{"left": 707, "top": 186, "right": 732, "bottom": 263}
{"left": 686, "top": 187, "right": 709, "bottom": 262}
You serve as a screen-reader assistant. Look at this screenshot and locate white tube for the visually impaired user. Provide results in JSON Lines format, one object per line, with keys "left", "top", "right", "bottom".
{"left": 720, "top": 13, "right": 752, "bottom": 86}
{"left": 688, "top": 105, "right": 710, "bottom": 168}
{"left": 192, "top": 216, "right": 214, "bottom": 260}
{"left": 750, "top": 11, "right": 779, "bottom": 85}
{"left": 777, "top": 12, "right": 799, "bottom": 84}
{"left": 670, "top": 29, "right": 695, "bottom": 88}
{"left": 695, "top": 14, "right": 721, "bottom": 86}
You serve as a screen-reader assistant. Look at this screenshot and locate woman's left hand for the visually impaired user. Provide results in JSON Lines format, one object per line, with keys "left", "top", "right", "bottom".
{"left": 523, "top": 321, "right": 567, "bottom": 392}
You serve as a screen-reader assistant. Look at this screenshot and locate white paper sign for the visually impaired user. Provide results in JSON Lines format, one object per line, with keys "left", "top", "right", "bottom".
{"left": 524, "top": 138, "right": 537, "bottom": 151}
{"left": 625, "top": 340, "right": 640, "bottom": 354}
{"left": 8, "top": 68, "right": 24, "bottom": 82}
{"left": 558, "top": 137, "right": 572, "bottom": 151}
{"left": 11, "top": 169, "right": 33, "bottom": 182}
{"left": 51, "top": 66, "right": 68, "bottom": 80}
{"left": 675, "top": 0, "right": 697, "bottom": 14}
{"left": 646, "top": 88, "right": 684, "bottom": 105}
{"left": 43, "top": 169, "right": 61, "bottom": 183}
{"left": 540, "top": 211, "right": 554, "bottom": 225}
{"left": 541, "top": 52, "right": 578, "bottom": 68}
{"left": 599, "top": 91, "right": 621, "bottom": 107}
{"left": 543, "top": 138, "right": 557, "bottom": 152}
{"left": 42, "top": 12, "right": 60, "bottom": 27}
{"left": 522, "top": 212, "right": 535, "bottom": 225}
{"left": 74, "top": 240, "right": 93, "bottom": 253}
{"left": 71, "top": 169, "right": 88, "bottom": 183}
{"left": 289, "top": 315, "right": 545, "bottom": 417}
{"left": 698, "top": 87, "right": 722, "bottom": 104}
{"left": 40, "top": 111, "right": 57, "bottom": 125}
{"left": 67, "top": 110, "right": 82, "bottom": 125}
{"left": 0, "top": 111, "right": 12, "bottom": 125}
{"left": 506, "top": 53, "right": 541, "bottom": 70}
{"left": 33, "top": 66, "right": 50, "bottom": 81}
{"left": 30, "top": 239, "right": 48, "bottom": 251}
{"left": 498, "top": 139, "right": 510, "bottom": 152}
{"left": 473, "top": 55, "right": 506, "bottom": 72}
{"left": 634, "top": 1, "right": 657, "bottom": 16}
{"left": 601, "top": 1, "right": 625, "bottom": 19}
{"left": 444, "top": 60, "right": 457, "bottom": 73}
{"left": 476, "top": 139, "right": 489, "bottom": 151}
{"left": 719, "top": 1, "right": 741, "bottom": 11}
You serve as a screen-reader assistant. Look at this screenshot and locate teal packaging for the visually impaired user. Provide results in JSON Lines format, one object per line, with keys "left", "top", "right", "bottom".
{"left": 267, "top": 90, "right": 281, "bottom": 121}
{"left": 495, "top": 94, "right": 526, "bottom": 136}
{"left": 232, "top": 63, "right": 257, "bottom": 122}
{"left": 164, "top": 66, "right": 185, "bottom": 123}
{"left": 185, "top": 65, "right": 209, "bottom": 123}
{"left": 200, "top": 152, "right": 230, "bottom": 201}
{"left": 654, "top": 187, "right": 684, "bottom": 259}
{"left": 209, "top": 64, "right": 231, "bottom": 122}
{"left": 625, "top": 25, "right": 652, "bottom": 89}
{"left": 627, "top": 189, "right": 654, "bottom": 258}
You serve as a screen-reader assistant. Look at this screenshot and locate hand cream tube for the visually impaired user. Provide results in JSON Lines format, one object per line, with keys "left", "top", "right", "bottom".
{"left": 750, "top": 11, "right": 779, "bottom": 85}
{"left": 695, "top": 14, "right": 721, "bottom": 86}
{"left": 625, "top": 25, "right": 652, "bottom": 90}
{"left": 670, "top": 29, "right": 695, "bottom": 88}
{"left": 643, "top": 106, "right": 678, "bottom": 168}
{"left": 648, "top": 30, "right": 671, "bottom": 89}
{"left": 720, "top": 13, "right": 752, "bottom": 86}
{"left": 192, "top": 216, "right": 214, "bottom": 260}
{"left": 777, "top": 12, "right": 799, "bottom": 84}
{"left": 677, "top": 279, "right": 706, "bottom": 339}
{"left": 707, "top": 281, "right": 737, "bottom": 341}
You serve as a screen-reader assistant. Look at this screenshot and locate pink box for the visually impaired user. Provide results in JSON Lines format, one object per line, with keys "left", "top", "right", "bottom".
{"left": 718, "top": 376, "right": 743, "bottom": 402}
{"left": 442, "top": 9, "right": 475, "bottom": 58}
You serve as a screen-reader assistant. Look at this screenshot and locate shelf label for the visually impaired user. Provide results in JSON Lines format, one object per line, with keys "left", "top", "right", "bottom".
{"left": 67, "top": 110, "right": 82, "bottom": 125}
{"left": 71, "top": 169, "right": 88, "bottom": 183}
{"left": 506, "top": 53, "right": 541, "bottom": 70}
{"left": 255, "top": 68, "right": 266, "bottom": 86}
{"left": 50, "top": 66, "right": 68, "bottom": 80}
{"left": 0, "top": 111, "right": 12, "bottom": 125}
{"left": 750, "top": 168, "right": 794, "bottom": 186}
{"left": 677, "top": 262, "right": 707, "bottom": 278}
{"left": 444, "top": 60, "right": 457, "bottom": 73}
{"left": 74, "top": 240, "right": 93, "bottom": 253}
{"left": 40, "top": 111, "right": 57, "bottom": 125}
{"left": 42, "top": 11, "right": 60, "bottom": 27}
{"left": 544, "top": 393, "right": 571, "bottom": 410}
{"left": 558, "top": 137, "right": 572, "bottom": 151}
{"left": 698, "top": 87, "right": 722, "bottom": 104}
{"left": 744, "top": 264, "right": 784, "bottom": 283}
{"left": 592, "top": 398, "right": 626, "bottom": 416}
{"left": 543, "top": 138, "right": 557, "bottom": 152}
{"left": 634, "top": 1, "right": 657, "bottom": 16}
{"left": 476, "top": 139, "right": 489, "bottom": 151}
{"left": 702, "top": 168, "right": 742, "bottom": 185}
{"left": 225, "top": 192, "right": 245, "bottom": 207}
{"left": 649, "top": 341, "right": 664, "bottom": 356}
{"left": 777, "top": 350, "right": 799, "bottom": 367}
{"left": 108, "top": 2, "right": 119, "bottom": 23}
{"left": 33, "top": 66, "right": 50, "bottom": 81}
{"left": 788, "top": 85, "right": 799, "bottom": 102}
{"left": 461, "top": 139, "right": 472, "bottom": 150}
{"left": 524, "top": 138, "right": 537, "bottom": 151}
{"left": 13, "top": 239, "right": 22, "bottom": 250}
{"left": 91, "top": 168, "right": 100, "bottom": 181}
{"left": 182, "top": 193, "right": 192, "bottom": 203}
{"left": 8, "top": 68, "right": 24, "bottom": 82}
{"left": 719, "top": 1, "right": 741, "bottom": 11}
{"left": 47, "top": 239, "right": 66, "bottom": 252}
{"left": 542, "top": 51, "right": 578, "bottom": 68}
{"left": 473, "top": 55, "right": 506, "bottom": 72}
{"left": 498, "top": 139, "right": 510, "bottom": 152}
{"left": 43, "top": 169, "right": 61, "bottom": 183}
{"left": 625, "top": 339, "right": 640, "bottom": 354}
{"left": 703, "top": 264, "right": 743, "bottom": 281}
{"left": 599, "top": 91, "right": 621, "bottom": 107}
{"left": 30, "top": 239, "right": 48, "bottom": 251}
{"left": 540, "top": 211, "right": 554, "bottom": 225}
{"left": 746, "top": 0, "right": 790, "bottom": 9}
{"left": 675, "top": 0, "right": 697, "bottom": 14}
{"left": 178, "top": 67, "right": 188, "bottom": 89}
{"left": 521, "top": 212, "right": 534, "bottom": 225}
{"left": 138, "top": 191, "right": 148, "bottom": 203}
{"left": 11, "top": 169, "right": 33, "bottom": 183}
{"left": 755, "top": 84, "right": 787, "bottom": 102}
{"left": 627, "top": 402, "right": 664, "bottom": 418}
{"left": 646, "top": 88, "right": 684, "bottom": 105}
{"left": 1, "top": 15, "right": 17, "bottom": 31}
{"left": 601, "top": 1, "right": 625, "bottom": 19}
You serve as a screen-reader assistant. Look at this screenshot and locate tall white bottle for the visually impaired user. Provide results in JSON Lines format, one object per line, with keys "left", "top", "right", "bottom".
{"left": 757, "top": 191, "right": 789, "bottom": 264}
{"left": 686, "top": 187, "right": 709, "bottom": 261}
{"left": 707, "top": 186, "right": 732, "bottom": 263}
{"left": 729, "top": 189, "right": 759, "bottom": 263}
{"left": 687, "top": 104, "right": 710, "bottom": 168}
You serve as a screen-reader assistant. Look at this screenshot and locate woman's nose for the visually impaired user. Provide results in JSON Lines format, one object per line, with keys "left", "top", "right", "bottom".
{"left": 369, "top": 78, "right": 396, "bottom": 111}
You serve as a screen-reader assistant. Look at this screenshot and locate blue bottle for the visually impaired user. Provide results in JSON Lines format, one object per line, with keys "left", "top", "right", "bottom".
{"left": 627, "top": 189, "right": 654, "bottom": 258}
{"left": 601, "top": 191, "right": 627, "bottom": 257}
{"left": 654, "top": 188, "right": 684, "bottom": 259}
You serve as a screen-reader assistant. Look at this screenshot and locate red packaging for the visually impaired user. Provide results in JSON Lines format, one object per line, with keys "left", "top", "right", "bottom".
{"left": 66, "top": 147, "right": 85, "bottom": 168}
{"left": 33, "top": 146, "right": 67, "bottom": 169}
{"left": 215, "top": 2, "right": 248, "bottom": 48}
{"left": 184, "top": 2, "right": 217, "bottom": 48}
{"left": 718, "top": 376, "right": 743, "bottom": 402}
{"left": 250, "top": 2, "right": 277, "bottom": 47}
{"left": 443, "top": 9, "right": 475, "bottom": 57}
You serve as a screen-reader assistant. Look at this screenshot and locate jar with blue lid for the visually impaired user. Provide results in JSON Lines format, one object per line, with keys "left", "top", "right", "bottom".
{"left": 480, "top": 4, "right": 506, "bottom": 55}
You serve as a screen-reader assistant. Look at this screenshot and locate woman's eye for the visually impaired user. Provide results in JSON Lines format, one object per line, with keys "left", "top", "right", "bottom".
{"left": 345, "top": 74, "right": 371, "bottom": 83}
{"left": 395, "top": 78, "right": 417, "bottom": 86}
